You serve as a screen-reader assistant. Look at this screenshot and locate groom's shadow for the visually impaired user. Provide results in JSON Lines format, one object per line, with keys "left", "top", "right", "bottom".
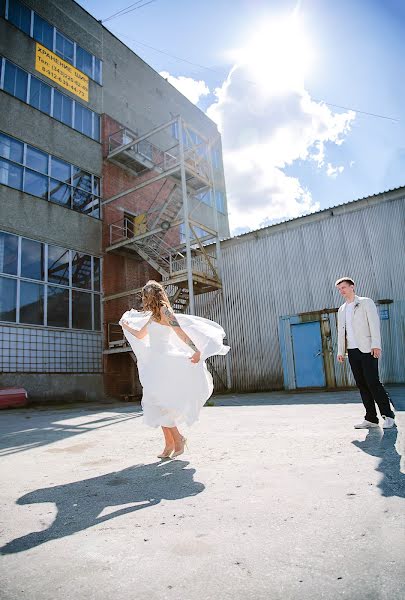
{"left": 1, "top": 460, "right": 203, "bottom": 555}
{"left": 352, "top": 429, "right": 405, "bottom": 498}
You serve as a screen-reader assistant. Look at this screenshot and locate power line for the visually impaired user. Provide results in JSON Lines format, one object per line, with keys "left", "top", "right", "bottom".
{"left": 102, "top": 2, "right": 146, "bottom": 24}
{"left": 112, "top": 30, "right": 400, "bottom": 123}
{"left": 114, "top": 32, "right": 223, "bottom": 74}
{"left": 102, "top": 0, "right": 161, "bottom": 23}
{"left": 311, "top": 101, "right": 399, "bottom": 122}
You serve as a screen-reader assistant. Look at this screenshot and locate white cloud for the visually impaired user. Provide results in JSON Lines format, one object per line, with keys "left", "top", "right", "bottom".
{"left": 159, "top": 71, "right": 210, "bottom": 105}
{"left": 326, "top": 163, "right": 345, "bottom": 178}
{"left": 206, "top": 18, "right": 356, "bottom": 232}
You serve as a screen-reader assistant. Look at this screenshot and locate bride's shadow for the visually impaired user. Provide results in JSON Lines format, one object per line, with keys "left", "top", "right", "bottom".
{"left": 1, "top": 460, "right": 203, "bottom": 555}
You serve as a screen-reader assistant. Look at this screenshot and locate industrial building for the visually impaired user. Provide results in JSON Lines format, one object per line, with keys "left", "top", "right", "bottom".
{"left": 208, "top": 187, "right": 405, "bottom": 392}
{"left": 0, "top": 0, "right": 230, "bottom": 401}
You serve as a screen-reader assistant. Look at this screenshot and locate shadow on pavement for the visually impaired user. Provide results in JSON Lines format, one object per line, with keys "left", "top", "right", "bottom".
{"left": 0, "top": 459, "right": 203, "bottom": 555}
{"left": 212, "top": 385, "right": 404, "bottom": 408}
{"left": 0, "top": 407, "right": 143, "bottom": 457}
{"left": 352, "top": 429, "right": 405, "bottom": 499}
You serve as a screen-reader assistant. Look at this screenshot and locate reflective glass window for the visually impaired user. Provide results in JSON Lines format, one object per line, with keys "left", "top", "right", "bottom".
{"left": 21, "top": 238, "right": 45, "bottom": 280}
{"left": 4, "top": 61, "right": 28, "bottom": 101}
{"left": 93, "top": 257, "right": 100, "bottom": 291}
{"left": 72, "top": 289, "right": 92, "bottom": 329}
{"left": 20, "top": 280, "right": 44, "bottom": 324}
{"left": 93, "top": 114, "right": 100, "bottom": 141}
{"left": 0, "top": 158, "right": 23, "bottom": 190}
{"left": 51, "top": 157, "right": 71, "bottom": 183}
{"left": 29, "top": 76, "right": 52, "bottom": 114}
{"left": 91, "top": 199, "right": 100, "bottom": 219}
{"left": 94, "top": 57, "right": 102, "bottom": 84}
{"left": 24, "top": 169, "right": 48, "bottom": 199}
{"left": 0, "top": 276, "right": 17, "bottom": 322}
{"left": 8, "top": 0, "right": 31, "bottom": 35}
{"left": 76, "top": 46, "right": 92, "bottom": 77}
{"left": 215, "top": 190, "right": 226, "bottom": 213}
{"left": 26, "top": 145, "right": 48, "bottom": 174}
{"left": 33, "top": 13, "right": 53, "bottom": 49}
{"left": 55, "top": 31, "right": 74, "bottom": 63}
{"left": 0, "top": 231, "right": 18, "bottom": 275}
{"left": 0, "top": 133, "right": 23, "bottom": 163}
{"left": 93, "top": 177, "right": 100, "bottom": 197}
{"left": 72, "top": 188, "right": 93, "bottom": 214}
{"left": 93, "top": 293, "right": 101, "bottom": 330}
{"left": 47, "top": 285, "right": 69, "bottom": 328}
{"left": 53, "top": 90, "right": 73, "bottom": 127}
{"left": 74, "top": 104, "right": 92, "bottom": 137}
{"left": 196, "top": 190, "right": 211, "bottom": 206}
{"left": 48, "top": 245, "right": 70, "bottom": 286}
{"left": 49, "top": 179, "right": 71, "bottom": 207}
{"left": 71, "top": 252, "right": 91, "bottom": 289}
{"left": 73, "top": 167, "right": 92, "bottom": 191}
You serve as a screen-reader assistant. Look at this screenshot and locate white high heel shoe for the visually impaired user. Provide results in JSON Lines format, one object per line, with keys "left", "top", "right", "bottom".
{"left": 157, "top": 447, "right": 174, "bottom": 459}
{"left": 172, "top": 436, "right": 187, "bottom": 458}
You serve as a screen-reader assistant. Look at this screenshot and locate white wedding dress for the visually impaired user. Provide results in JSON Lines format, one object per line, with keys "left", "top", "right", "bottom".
{"left": 119, "top": 310, "right": 230, "bottom": 428}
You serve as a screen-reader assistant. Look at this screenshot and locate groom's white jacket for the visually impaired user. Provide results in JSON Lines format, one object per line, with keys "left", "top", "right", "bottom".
{"left": 337, "top": 295, "right": 381, "bottom": 356}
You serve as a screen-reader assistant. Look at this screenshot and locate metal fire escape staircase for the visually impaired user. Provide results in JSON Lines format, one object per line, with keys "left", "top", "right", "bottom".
{"left": 103, "top": 116, "right": 230, "bottom": 390}
{"left": 104, "top": 118, "right": 222, "bottom": 310}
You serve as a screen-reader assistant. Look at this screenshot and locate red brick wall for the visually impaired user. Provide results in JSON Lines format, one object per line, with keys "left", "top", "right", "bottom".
{"left": 102, "top": 114, "right": 181, "bottom": 399}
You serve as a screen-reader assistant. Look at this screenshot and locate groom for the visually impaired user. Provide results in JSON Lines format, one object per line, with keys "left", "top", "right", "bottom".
{"left": 335, "top": 277, "right": 395, "bottom": 429}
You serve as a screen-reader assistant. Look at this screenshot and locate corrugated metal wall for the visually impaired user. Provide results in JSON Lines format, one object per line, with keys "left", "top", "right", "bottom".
{"left": 196, "top": 194, "right": 405, "bottom": 391}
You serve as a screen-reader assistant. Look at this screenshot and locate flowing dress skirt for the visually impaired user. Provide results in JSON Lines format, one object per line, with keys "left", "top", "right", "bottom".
{"left": 119, "top": 310, "right": 230, "bottom": 428}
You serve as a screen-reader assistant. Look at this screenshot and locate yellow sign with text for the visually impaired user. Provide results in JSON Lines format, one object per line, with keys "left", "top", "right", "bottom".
{"left": 35, "top": 43, "right": 89, "bottom": 102}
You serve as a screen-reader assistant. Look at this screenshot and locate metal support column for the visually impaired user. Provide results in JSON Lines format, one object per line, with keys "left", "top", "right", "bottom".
{"left": 208, "top": 136, "right": 232, "bottom": 389}
{"left": 177, "top": 117, "right": 195, "bottom": 314}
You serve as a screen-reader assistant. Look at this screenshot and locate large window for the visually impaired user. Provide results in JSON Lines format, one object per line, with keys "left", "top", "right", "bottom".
{"left": 3, "top": 61, "right": 28, "bottom": 101}
{"left": 53, "top": 90, "right": 73, "bottom": 127}
{"left": 0, "top": 231, "right": 102, "bottom": 330}
{"left": 29, "top": 76, "right": 52, "bottom": 114}
{"left": 55, "top": 31, "right": 74, "bottom": 64}
{"left": 0, "top": 58, "right": 101, "bottom": 142}
{"left": 7, "top": 0, "right": 30, "bottom": 35}
{"left": 0, "top": 159, "right": 23, "bottom": 190}
{"left": 0, "top": 232, "right": 18, "bottom": 275}
{"left": 0, "top": 276, "right": 17, "bottom": 322}
{"left": 33, "top": 12, "right": 54, "bottom": 50}
{"left": 0, "top": 132, "right": 101, "bottom": 218}
{"left": 6, "top": 0, "right": 102, "bottom": 84}
{"left": 215, "top": 190, "right": 226, "bottom": 213}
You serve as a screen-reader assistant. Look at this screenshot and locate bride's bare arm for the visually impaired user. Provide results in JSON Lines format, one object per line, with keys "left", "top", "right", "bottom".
{"left": 161, "top": 306, "right": 201, "bottom": 363}
{"left": 121, "top": 319, "right": 150, "bottom": 339}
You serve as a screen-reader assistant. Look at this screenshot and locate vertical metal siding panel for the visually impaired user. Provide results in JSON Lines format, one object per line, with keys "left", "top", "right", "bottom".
{"left": 210, "top": 195, "right": 405, "bottom": 392}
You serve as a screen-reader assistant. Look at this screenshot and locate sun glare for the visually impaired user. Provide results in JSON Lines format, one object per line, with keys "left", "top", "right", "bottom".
{"left": 236, "top": 16, "right": 314, "bottom": 94}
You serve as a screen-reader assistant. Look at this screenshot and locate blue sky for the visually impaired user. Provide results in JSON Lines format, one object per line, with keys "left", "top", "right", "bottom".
{"left": 78, "top": 0, "right": 405, "bottom": 232}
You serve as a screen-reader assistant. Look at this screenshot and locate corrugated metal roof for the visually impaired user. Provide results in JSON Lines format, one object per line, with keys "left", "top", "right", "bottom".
{"left": 221, "top": 184, "right": 405, "bottom": 243}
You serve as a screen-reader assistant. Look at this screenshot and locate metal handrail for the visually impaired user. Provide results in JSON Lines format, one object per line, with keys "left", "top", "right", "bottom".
{"left": 107, "top": 322, "right": 128, "bottom": 348}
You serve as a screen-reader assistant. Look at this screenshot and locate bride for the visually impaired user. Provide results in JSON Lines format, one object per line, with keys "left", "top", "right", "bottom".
{"left": 120, "top": 280, "right": 230, "bottom": 459}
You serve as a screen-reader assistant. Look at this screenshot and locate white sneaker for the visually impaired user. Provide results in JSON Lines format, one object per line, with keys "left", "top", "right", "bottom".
{"left": 382, "top": 417, "right": 396, "bottom": 429}
{"left": 354, "top": 420, "right": 380, "bottom": 429}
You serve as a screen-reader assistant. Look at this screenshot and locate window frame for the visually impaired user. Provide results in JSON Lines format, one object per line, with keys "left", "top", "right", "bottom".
{"left": 0, "top": 231, "right": 102, "bottom": 331}
{"left": 0, "top": 131, "right": 102, "bottom": 219}
{"left": 5, "top": 0, "right": 103, "bottom": 84}
{"left": 0, "top": 57, "right": 101, "bottom": 141}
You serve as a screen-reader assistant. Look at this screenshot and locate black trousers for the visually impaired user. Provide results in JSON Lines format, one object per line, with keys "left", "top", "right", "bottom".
{"left": 348, "top": 348, "right": 395, "bottom": 422}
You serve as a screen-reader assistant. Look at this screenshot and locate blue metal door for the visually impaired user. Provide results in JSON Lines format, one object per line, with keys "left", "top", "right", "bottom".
{"left": 291, "top": 321, "right": 326, "bottom": 388}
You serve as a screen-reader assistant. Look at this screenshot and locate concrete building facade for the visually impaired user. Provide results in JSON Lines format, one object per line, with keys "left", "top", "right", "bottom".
{"left": 0, "top": 0, "right": 229, "bottom": 401}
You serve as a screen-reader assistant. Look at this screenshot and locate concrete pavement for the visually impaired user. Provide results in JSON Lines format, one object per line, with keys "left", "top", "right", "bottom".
{"left": 0, "top": 387, "right": 404, "bottom": 600}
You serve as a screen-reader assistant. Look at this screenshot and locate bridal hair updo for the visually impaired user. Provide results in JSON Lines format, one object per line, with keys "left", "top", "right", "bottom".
{"left": 141, "top": 280, "right": 171, "bottom": 321}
